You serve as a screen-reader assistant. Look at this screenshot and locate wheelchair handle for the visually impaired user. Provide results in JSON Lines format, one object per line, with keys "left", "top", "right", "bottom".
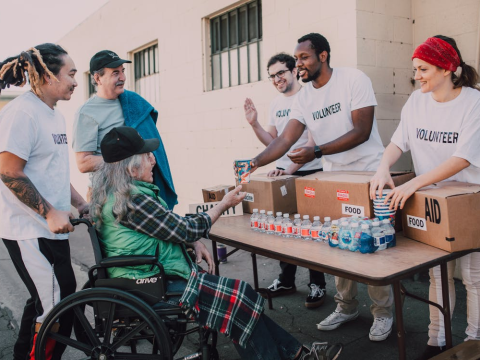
{"left": 70, "top": 218, "right": 93, "bottom": 227}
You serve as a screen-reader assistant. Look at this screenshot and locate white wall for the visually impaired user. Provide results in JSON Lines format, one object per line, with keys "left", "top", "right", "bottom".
{"left": 356, "top": 0, "right": 414, "bottom": 171}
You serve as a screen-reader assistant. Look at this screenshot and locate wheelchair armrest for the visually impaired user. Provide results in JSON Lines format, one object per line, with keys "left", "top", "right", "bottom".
{"left": 89, "top": 255, "right": 166, "bottom": 285}
{"left": 100, "top": 255, "right": 160, "bottom": 268}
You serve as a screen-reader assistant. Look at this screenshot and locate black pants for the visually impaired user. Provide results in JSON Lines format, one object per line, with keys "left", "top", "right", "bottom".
{"left": 276, "top": 167, "right": 326, "bottom": 288}
{"left": 3, "top": 238, "right": 76, "bottom": 360}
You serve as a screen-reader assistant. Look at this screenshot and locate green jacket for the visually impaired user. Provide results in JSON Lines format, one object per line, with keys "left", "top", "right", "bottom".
{"left": 98, "top": 182, "right": 191, "bottom": 280}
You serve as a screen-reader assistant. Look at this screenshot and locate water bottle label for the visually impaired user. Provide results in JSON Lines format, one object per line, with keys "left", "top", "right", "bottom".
{"left": 330, "top": 233, "right": 339, "bottom": 245}
{"left": 374, "top": 236, "right": 386, "bottom": 246}
{"left": 311, "top": 230, "right": 320, "bottom": 239}
{"left": 385, "top": 234, "right": 394, "bottom": 243}
{"left": 269, "top": 224, "right": 275, "bottom": 231}
{"left": 342, "top": 234, "right": 351, "bottom": 244}
{"left": 354, "top": 232, "right": 361, "bottom": 239}
{"left": 293, "top": 227, "right": 299, "bottom": 235}
{"left": 259, "top": 222, "right": 264, "bottom": 230}
{"left": 275, "top": 225, "right": 282, "bottom": 233}
{"left": 301, "top": 229, "right": 310, "bottom": 236}
{"left": 285, "top": 226, "right": 293, "bottom": 234}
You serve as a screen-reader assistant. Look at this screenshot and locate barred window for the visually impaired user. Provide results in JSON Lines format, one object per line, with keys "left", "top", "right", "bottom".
{"left": 210, "top": 0, "right": 262, "bottom": 91}
{"left": 134, "top": 44, "right": 160, "bottom": 103}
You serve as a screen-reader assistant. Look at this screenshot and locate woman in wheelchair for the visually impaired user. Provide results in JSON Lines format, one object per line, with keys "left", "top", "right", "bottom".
{"left": 90, "top": 126, "right": 342, "bottom": 360}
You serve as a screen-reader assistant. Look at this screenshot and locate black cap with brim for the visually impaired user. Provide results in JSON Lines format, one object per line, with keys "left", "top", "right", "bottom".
{"left": 90, "top": 50, "right": 132, "bottom": 73}
{"left": 101, "top": 126, "right": 159, "bottom": 163}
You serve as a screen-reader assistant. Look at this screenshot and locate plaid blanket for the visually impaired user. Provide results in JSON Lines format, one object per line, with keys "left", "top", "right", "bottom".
{"left": 180, "top": 266, "right": 265, "bottom": 348}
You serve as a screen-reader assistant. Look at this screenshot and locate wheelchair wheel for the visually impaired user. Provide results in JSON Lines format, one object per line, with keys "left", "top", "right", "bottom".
{"left": 35, "top": 288, "right": 172, "bottom": 360}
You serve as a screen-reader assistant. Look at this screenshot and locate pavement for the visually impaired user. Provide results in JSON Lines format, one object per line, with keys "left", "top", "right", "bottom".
{"left": 0, "top": 224, "right": 469, "bottom": 360}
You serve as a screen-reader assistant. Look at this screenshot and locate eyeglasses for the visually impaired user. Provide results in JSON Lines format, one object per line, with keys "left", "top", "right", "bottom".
{"left": 267, "top": 69, "right": 291, "bottom": 81}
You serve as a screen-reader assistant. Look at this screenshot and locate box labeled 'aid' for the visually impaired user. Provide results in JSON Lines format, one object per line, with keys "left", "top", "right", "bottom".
{"left": 295, "top": 171, "right": 415, "bottom": 230}
{"left": 237, "top": 173, "right": 298, "bottom": 214}
{"left": 402, "top": 181, "right": 480, "bottom": 252}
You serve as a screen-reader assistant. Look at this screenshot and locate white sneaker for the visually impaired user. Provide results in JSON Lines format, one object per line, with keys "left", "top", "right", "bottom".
{"left": 317, "top": 310, "right": 359, "bottom": 331}
{"left": 369, "top": 317, "right": 393, "bottom": 341}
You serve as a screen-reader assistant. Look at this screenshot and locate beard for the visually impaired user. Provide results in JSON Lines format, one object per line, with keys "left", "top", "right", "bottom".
{"left": 301, "top": 67, "right": 321, "bottom": 83}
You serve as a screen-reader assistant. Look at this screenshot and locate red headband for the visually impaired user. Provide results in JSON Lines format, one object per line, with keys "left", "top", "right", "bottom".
{"left": 412, "top": 37, "right": 461, "bottom": 72}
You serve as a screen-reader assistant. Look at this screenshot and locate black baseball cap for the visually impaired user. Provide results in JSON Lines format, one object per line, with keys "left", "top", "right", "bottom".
{"left": 101, "top": 126, "right": 159, "bottom": 163}
{"left": 90, "top": 50, "right": 132, "bottom": 73}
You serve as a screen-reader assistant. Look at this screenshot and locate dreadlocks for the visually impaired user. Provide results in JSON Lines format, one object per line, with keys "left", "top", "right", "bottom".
{"left": 0, "top": 43, "right": 68, "bottom": 95}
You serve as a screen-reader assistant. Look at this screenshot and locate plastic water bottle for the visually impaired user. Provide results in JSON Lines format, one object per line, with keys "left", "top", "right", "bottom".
{"left": 349, "top": 223, "right": 360, "bottom": 252}
{"left": 274, "top": 212, "right": 283, "bottom": 236}
{"left": 329, "top": 220, "right": 340, "bottom": 247}
{"left": 258, "top": 210, "right": 266, "bottom": 233}
{"left": 301, "top": 215, "right": 312, "bottom": 240}
{"left": 381, "top": 219, "right": 396, "bottom": 248}
{"left": 282, "top": 214, "right": 293, "bottom": 238}
{"left": 321, "top": 217, "right": 331, "bottom": 243}
{"left": 310, "top": 216, "right": 322, "bottom": 242}
{"left": 293, "top": 214, "right": 302, "bottom": 239}
{"left": 338, "top": 221, "right": 351, "bottom": 250}
{"left": 250, "top": 209, "right": 259, "bottom": 231}
{"left": 359, "top": 224, "right": 375, "bottom": 254}
{"left": 371, "top": 221, "right": 386, "bottom": 251}
{"left": 266, "top": 211, "right": 275, "bottom": 235}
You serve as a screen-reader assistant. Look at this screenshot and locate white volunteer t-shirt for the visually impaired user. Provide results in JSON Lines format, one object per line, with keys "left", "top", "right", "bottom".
{"left": 391, "top": 87, "right": 480, "bottom": 184}
{"left": 268, "top": 92, "right": 322, "bottom": 171}
{"left": 0, "top": 91, "right": 71, "bottom": 240}
{"left": 290, "top": 67, "right": 384, "bottom": 171}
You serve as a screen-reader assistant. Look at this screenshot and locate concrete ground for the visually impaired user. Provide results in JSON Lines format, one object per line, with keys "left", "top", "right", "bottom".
{"left": 0, "top": 224, "right": 469, "bottom": 360}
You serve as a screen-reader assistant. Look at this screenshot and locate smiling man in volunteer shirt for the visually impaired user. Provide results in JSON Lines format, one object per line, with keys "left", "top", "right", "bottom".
{"left": 251, "top": 33, "right": 392, "bottom": 342}
{"left": 72, "top": 50, "right": 177, "bottom": 208}
{"left": 244, "top": 53, "right": 325, "bottom": 309}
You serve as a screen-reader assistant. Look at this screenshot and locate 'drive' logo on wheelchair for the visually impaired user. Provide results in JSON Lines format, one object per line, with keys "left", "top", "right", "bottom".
{"left": 136, "top": 276, "right": 159, "bottom": 284}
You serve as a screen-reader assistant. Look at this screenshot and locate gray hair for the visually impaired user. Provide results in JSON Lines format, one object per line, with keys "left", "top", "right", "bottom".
{"left": 91, "top": 68, "right": 106, "bottom": 88}
{"left": 91, "top": 153, "right": 146, "bottom": 228}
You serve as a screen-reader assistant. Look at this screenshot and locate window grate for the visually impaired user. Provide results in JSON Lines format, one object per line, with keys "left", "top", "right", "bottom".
{"left": 210, "top": 0, "right": 262, "bottom": 90}
{"left": 134, "top": 44, "right": 160, "bottom": 103}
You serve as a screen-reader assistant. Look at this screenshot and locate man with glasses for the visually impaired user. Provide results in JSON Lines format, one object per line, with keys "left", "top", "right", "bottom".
{"left": 244, "top": 53, "right": 325, "bottom": 309}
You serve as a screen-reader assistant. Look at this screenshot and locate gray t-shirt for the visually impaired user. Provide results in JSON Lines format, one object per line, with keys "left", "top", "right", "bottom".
{"left": 72, "top": 95, "right": 125, "bottom": 154}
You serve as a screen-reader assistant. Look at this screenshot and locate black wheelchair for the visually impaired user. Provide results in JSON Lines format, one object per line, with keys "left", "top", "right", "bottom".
{"left": 35, "top": 219, "right": 219, "bottom": 360}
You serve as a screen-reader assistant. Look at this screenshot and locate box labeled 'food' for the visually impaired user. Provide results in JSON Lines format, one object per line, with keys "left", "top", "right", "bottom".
{"left": 237, "top": 173, "right": 298, "bottom": 214}
{"left": 202, "top": 185, "right": 235, "bottom": 203}
{"left": 402, "top": 181, "right": 480, "bottom": 252}
{"left": 295, "top": 171, "right": 415, "bottom": 230}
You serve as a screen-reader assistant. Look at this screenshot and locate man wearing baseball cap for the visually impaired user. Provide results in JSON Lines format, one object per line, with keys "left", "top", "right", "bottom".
{"left": 72, "top": 50, "right": 177, "bottom": 209}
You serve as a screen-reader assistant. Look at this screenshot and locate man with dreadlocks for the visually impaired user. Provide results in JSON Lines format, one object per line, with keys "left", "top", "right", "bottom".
{"left": 0, "top": 43, "right": 88, "bottom": 360}
{"left": 72, "top": 50, "right": 177, "bottom": 209}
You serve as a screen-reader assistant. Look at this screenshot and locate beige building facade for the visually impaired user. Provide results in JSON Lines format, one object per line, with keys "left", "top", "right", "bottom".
{"left": 57, "top": 0, "right": 480, "bottom": 215}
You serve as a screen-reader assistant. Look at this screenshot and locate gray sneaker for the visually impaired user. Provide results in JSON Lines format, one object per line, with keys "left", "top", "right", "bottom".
{"left": 301, "top": 342, "right": 343, "bottom": 360}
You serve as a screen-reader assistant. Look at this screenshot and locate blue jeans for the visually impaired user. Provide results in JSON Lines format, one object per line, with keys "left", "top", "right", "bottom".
{"left": 162, "top": 278, "right": 302, "bottom": 360}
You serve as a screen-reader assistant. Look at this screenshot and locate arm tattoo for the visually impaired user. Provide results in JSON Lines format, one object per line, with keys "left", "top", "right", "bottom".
{"left": 0, "top": 173, "right": 51, "bottom": 218}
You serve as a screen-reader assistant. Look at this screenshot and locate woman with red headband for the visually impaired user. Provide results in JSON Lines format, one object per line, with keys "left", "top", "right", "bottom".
{"left": 370, "top": 35, "right": 480, "bottom": 359}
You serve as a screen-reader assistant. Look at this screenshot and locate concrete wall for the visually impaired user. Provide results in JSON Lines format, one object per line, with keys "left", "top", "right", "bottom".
{"left": 356, "top": 0, "right": 414, "bottom": 171}
{"left": 58, "top": 0, "right": 480, "bottom": 215}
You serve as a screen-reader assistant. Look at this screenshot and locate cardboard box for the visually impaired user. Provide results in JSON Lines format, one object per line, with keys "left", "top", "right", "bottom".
{"left": 402, "top": 181, "right": 480, "bottom": 252}
{"left": 237, "top": 173, "right": 298, "bottom": 214}
{"left": 202, "top": 185, "right": 235, "bottom": 203}
{"left": 295, "top": 171, "right": 415, "bottom": 230}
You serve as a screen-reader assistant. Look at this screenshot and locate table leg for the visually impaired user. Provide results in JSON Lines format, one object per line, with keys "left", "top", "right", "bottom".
{"left": 212, "top": 240, "right": 220, "bottom": 276}
{"left": 440, "top": 262, "right": 453, "bottom": 349}
{"left": 251, "top": 253, "right": 273, "bottom": 310}
{"left": 393, "top": 281, "right": 406, "bottom": 360}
